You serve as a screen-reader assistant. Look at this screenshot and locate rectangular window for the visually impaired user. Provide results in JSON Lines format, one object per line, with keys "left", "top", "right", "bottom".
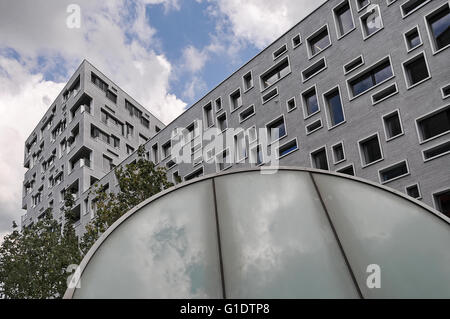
{"left": 141, "top": 117, "right": 150, "bottom": 129}
{"left": 416, "top": 105, "right": 450, "bottom": 142}
{"left": 262, "top": 87, "right": 279, "bottom": 104}
{"left": 203, "top": 102, "right": 214, "bottom": 128}
{"left": 243, "top": 71, "right": 253, "bottom": 91}
{"left": 292, "top": 34, "right": 302, "bottom": 48}
{"left": 266, "top": 116, "right": 287, "bottom": 143}
{"left": 311, "top": 147, "right": 329, "bottom": 170}
{"left": 260, "top": 57, "right": 290, "bottom": 90}
{"left": 286, "top": 97, "right": 296, "bottom": 112}
{"left": 360, "top": 5, "right": 383, "bottom": 39}
{"left": 230, "top": 88, "right": 242, "bottom": 111}
{"left": 306, "top": 119, "right": 323, "bottom": 135}
{"left": 239, "top": 105, "right": 255, "bottom": 123}
{"left": 383, "top": 110, "right": 404, "bottom": 140}
{"left": 152, "top": 144, "right": 159, "bottom": 163}
{"left": 307, "top": 25, "right": 331, "bottom": 58}
{"left": 102, "top": 155, "right": 114, "bottom": 172}
{"left": 302, "top": 86, "right": 320, "bottom": 118}
{"left": 359, "top": 134, "right": 383, "bottom": 166}
{"left": 234, "top": 131, "right": 247, "bottom": 162}
{"left": 272, "top": 44, "right": 287, "bottom": 60}
{"left": 162, "top": 141, "right": 171, "bottom": 159}
{"left": 401, "top": 0, "right": 431, "bottom": 18}
{"left": 184, "top": 167, "right": 203, "bottom": 181}
{"left": 126, "top": 122, "right": 134, "bottom": 138}
{"left": 356, "top": 0, "right": 370, "bottom": 11}
{"left": 442, "top": 84, "right": 450, "bottom": 99}
{"left": 334, "top": 1, "right": 355, "bottom": 38}
{"left": 126, "top": 144, "right": 135, "bottom": 155}
{"left": 323, "top": 86, "right": 345, "bottom": 128}
{"left": 348, "top": 57, "right": 393, "bottom": 98}
{"left": 423, "top": 140, "right": 450, "bottom": 161}
{"left": 215, "top": 97, "right": 222, "bottom": 112}
{"left": 332, "top": 142, "right": 345, "bottom": 164}
{"left": 91, "top": 72, "right": 108, "bottom": 92}
{"left": 344, "top": 55, "right": 364, "bottom": 74}
{"left": 217, "top": 112, "right": 228, "bottom": 132}
{"left": 406, "top": 184, "right": 421, "bottom": 199}
{"left": 434, "top": 190, "right": 450, "bottom": 217}
{"left": 425, "top": 3, "right": 450, "bottom": 53}
{"left": 278, "top": 138, "right": 298, "bottom": 158}
{"left": 402, "top": 52, "right": 431, "bottom": 89}
{"left": 337, "top": 164, "right": 355, "bottom": 176}
{"left": 302, "top": 58, "right": 327, "bottom": 82}
{"left": 379, "top": 160, "right": 409, "bottom": 184}
{"left": 250, "top": 144, "right": 264, "bottom": 166}
{"left": 404, "top": 26, "right": 422, "bottom": 52}
{"left": 371, "top": 83, "right": 398, "bottom": 105}
{"left": 106, "top": 90, "right": 117, "bottom": 104}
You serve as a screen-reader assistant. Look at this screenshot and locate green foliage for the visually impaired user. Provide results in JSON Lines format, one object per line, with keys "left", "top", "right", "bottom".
{"left": 0, "top": 145, "right": 173, "bottom": 298}
{"left": 0, "top": 209, "right": 81, "bottom": 299}
{"left": 80, "top": 145, "right": 174, "bottom": 254}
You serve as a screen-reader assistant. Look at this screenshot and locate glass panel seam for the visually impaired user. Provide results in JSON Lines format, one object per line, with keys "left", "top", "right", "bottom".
{"left": 309, "top": 172, "right": 364, "bottom": 299}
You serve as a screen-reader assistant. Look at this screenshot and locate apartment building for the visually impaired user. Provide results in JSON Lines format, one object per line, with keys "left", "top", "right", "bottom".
{"left": 22, "top": 0, "right": 450, "bottom": 235}
{"left": 21, "top": 60, "right": 165, "bottom": 229}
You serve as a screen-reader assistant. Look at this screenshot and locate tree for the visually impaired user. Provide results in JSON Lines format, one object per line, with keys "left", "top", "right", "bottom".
{"left": 79, "top": 145, "right": 174, "bottom": 255}
{"left": 0, "top": 209, "right": 82, "bottom": 299}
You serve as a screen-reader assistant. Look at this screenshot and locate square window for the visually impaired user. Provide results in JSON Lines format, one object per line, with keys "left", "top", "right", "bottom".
{"left": 230, "top": 89, "right": 242, "bottom": 111}
{"left": 292, "top": 34, "right": 301, "bottom": 48}
{"left": 332, "top": 142, "right": 345, "bottom": 164}
{"left": 360, "top": 5, "right": 383, "bottom": 39}
{"left": 383, "top": 110, "right": 403, "bottom": 140}
{"left": 404, "top": 27, "right": 422, "bottom": 51}
{"left": 434, "top": 190, "right": 450, "bottom": 217}
{"left": 356, "top": 0, "right": 370, "bottom": 11}
{"left": 402, "top": 52, "right": 431, "bottom": 88}
{"left": 307, "top": 25, "right": 331, "bottom": 57}
{"left": 406, "top": 184, "right": 421, "bottom": 199}
{"left": 442, "top": 84, "right": 450, "bottom": 99}
{"left": 359, "top": 134, "right": 383, "bottom": 166}
{"left": 425, "top": 3, "right": 450, "bottom": 53}
{"left": 287, "top": 97, "right": 296, "bottom": 112}
{"left": 311, "top": 147, "right": 329, "bottom": 170}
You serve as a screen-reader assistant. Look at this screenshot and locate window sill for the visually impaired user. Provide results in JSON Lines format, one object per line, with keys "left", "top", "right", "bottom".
{"left": 380, "top": 172, "right": 410, "bottom": 185}
{"left": 406, "top": 76, "right": 431, "bottom": 90}
{"left": 362, "top": 27, "right": 384, "bottom": 41}
{"left": 260, "top": 71, "right": 291, "bottom": 93}
{"left": 308, "top": 43, "right": 331, "bottom": 60}
{"left": 349, "top": 74, "right": 395, "bottom": 101}
{"left": 361, "top": 157, "right": 384, "bottom": 169}
{"left": 336, "top": 27, "right": 356, "bottom": 41}
{"left": 385, "top": 133, "right": 405, "bottom": 142}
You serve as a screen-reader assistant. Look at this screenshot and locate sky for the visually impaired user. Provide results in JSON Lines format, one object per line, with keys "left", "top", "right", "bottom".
{"left": 0, "top": 0, "right": 324, "bottom": 242}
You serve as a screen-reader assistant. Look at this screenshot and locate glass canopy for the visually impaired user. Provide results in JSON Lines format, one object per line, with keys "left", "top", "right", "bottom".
{"left": 65, "top": 168, "right": 450, "bottom": 299}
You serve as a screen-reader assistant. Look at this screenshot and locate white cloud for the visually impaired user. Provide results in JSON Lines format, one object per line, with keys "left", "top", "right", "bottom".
{"left": 214, "top": 0, "right": 326, "bottom": 49}
{"left": 183, "top": 76, "right": 208, "bottom": 101}
{"left": 181, "top": 46, "right": 209, "bottom": 73}
{"left": 0, "top": 0, "right": 187, "bottom": 236}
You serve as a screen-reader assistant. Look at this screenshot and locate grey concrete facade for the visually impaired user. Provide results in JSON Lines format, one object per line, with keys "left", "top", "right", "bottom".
{"left": 22, "top": 0, "right": 450, "bottom": 235}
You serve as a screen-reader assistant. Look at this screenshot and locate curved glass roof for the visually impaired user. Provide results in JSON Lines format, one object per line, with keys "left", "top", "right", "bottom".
{"left": 65, "top": 168, "right": 450, "bottom": 299}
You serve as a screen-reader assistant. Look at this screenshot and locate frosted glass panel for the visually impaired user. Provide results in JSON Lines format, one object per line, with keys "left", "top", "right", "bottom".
{"left": 214, "top": 171, "right": 359, "bottom": 298}
{"left": 73, "top": 180, "right": 222, "bottom": 299}
{"left": 313, "top": 173, "right": 450, "bottom": 298}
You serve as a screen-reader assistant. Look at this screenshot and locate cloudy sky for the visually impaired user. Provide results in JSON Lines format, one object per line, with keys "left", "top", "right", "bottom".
{"left": 0, "top": 0, "right": 324, "bottom": 241}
